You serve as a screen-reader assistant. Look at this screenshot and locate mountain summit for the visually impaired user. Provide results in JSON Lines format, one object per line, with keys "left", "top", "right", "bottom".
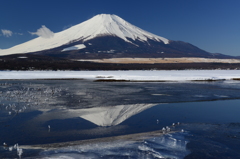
{"left": 0, "top": 14, "right": 231, "bottom": 59}
{"left": 69, "top": 14, "right": 169, "bottom": 44}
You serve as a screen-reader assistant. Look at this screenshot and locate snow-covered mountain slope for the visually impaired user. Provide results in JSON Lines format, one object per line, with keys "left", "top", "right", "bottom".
{"left": 0, "top": 14, "right": 169, "bottom": 56}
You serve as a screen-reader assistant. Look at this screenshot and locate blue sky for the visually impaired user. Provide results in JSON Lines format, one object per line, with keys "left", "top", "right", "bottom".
{"left": 1, "top": 0, "right": 240, "bottom": 56}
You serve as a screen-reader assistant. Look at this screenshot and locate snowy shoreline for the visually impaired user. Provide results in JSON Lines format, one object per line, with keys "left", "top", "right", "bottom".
{"left": 0, "top": 70, "right": 240, "bottom": 81}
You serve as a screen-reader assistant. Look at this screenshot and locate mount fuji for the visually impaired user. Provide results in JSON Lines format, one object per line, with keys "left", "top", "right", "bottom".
{"left": 0, "top": 14, "right": 233, "bottom": 59}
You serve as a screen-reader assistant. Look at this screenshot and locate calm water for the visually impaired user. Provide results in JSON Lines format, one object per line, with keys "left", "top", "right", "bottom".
{"left": 0, "top": 80, "right": 240, "bottom": 158}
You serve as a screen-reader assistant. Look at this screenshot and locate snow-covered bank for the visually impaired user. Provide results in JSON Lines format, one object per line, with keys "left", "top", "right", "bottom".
{"left": 0, "top": 70, "right": 240, "bottom": 81}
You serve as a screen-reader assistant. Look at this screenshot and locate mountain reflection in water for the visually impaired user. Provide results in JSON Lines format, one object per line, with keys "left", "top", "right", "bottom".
{"left": 1, "top": 80, "right": 240, "bottom": 158}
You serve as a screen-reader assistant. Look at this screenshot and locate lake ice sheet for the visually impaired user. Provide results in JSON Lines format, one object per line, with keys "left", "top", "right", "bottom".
{"left": 1, "top": 80, "right": 240, "bottom": 158}
{"left": 0, "top": 70, "right": 240, "bottom": 81}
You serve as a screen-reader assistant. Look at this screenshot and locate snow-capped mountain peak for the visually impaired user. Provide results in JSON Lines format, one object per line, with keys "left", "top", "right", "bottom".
{"left": 73, "top": 14, "right": 169, "bottom": 44}
{"left": 0, "top": 14, "right": 169, "bottom": 56}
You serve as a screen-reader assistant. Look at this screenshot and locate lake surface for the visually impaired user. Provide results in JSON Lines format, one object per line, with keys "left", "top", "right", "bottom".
{"left": 0, "top": 80, "right": 240, "bottom": 158}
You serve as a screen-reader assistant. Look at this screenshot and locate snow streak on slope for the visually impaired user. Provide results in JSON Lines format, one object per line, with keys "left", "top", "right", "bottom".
{"left": 61, "top": 44, "right": 86, "bottom": 52}
{"left": 0, "top": 14, "right": 169, "bottom": 56}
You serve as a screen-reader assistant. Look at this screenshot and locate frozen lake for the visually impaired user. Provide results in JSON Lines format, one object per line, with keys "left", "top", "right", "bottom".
{"left": 0, "top": 70, "right": 240, "bottom": 81}
{"left": 0, "top": 79, "right": 240, "bottom": 158}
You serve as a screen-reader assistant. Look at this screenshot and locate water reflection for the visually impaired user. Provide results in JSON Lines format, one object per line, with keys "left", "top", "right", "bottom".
{"left": 78, "top": 104, "right": 155, "bottom": 126}
{"left": 1, "top": 80, "right": 240, "bottom": 158}
{"left": 41, "top": 104, "right": 156, "bottom": 127}
{"left": 1, "top": 80, "right": 240, "bottom": 116}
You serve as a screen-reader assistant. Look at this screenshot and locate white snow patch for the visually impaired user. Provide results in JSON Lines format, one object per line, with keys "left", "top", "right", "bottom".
{"left": 61, "top": 44, "right": 86, "bottom": 52}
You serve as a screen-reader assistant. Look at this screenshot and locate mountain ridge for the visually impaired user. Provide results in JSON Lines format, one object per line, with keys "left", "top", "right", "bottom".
{"left": 0, "top": 14, "right": 237, "bottom": 59}
{"left": 0, "top": 14, "right": 168, "bottom": 56}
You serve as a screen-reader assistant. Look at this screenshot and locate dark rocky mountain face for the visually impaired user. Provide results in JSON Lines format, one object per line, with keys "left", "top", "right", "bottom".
{"left": 32, "top": 35, "right": 233, "bottom": 59}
